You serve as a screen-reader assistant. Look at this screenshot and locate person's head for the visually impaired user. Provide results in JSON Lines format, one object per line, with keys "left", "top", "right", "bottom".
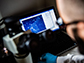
{"left": 56, "top": 0, "right": 84, "bottom": 54}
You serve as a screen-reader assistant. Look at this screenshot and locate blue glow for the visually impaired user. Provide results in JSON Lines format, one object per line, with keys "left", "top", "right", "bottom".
{"left": 22, "top": 15, "right": 46, "bottom": 33}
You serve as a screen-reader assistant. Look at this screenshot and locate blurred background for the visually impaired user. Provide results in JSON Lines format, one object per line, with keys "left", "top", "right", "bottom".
{"left": 0, "top": 0, "right": 59, "bottom": 18}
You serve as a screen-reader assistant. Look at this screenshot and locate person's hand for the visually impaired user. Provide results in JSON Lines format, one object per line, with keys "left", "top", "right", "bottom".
{"left": 38, "top": 53, "right": 57, "bottom": 63}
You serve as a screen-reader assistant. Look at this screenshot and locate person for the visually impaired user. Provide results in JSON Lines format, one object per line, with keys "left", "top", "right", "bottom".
{"left": 38, "top": 0, "right": 84, "bottom": 63}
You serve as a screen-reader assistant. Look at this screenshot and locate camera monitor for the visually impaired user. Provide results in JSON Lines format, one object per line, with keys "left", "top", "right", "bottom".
{"left": 19, "top": 7, "right": 59, "bottom": 34}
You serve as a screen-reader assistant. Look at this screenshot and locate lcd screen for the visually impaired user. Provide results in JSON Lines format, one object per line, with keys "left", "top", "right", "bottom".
{"left": 19, "top": 7, "right": 59, "bottom": 33}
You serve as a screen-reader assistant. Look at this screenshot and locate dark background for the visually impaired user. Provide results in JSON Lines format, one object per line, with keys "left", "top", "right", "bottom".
{"left": 0, "top": 0, "right": 59, "bottom": 18}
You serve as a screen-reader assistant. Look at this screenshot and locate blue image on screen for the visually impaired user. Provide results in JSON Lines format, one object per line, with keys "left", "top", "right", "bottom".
{"left": 22, "top": 15, "right": 46, "bottom": 33}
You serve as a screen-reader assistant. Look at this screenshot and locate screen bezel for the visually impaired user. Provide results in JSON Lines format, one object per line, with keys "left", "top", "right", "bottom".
{"left": 19, "top": 6, "right": 58, "bottom": 19}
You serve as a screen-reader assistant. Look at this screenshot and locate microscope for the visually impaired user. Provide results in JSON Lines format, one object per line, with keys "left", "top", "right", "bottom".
{"left": 0, "top": 16, "right": 54, "bottom": 63}
{"left": 0, "top": 16, "right": 34, "bottom": 63}
{"left": 0, "top": 15, "right": 75, "bottom": 63}
{"left": 0, "top": 16, "right": 18, "bottom": 63}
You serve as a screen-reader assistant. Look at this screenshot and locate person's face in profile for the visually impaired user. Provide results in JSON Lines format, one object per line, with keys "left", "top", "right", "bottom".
{"left": 56, "top": 0, "right": 84, "bottom": 54}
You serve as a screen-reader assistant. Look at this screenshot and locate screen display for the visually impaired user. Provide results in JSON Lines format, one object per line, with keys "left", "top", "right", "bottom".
{"left": 19, "top": 8, "right": 59, "bottom": 33}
